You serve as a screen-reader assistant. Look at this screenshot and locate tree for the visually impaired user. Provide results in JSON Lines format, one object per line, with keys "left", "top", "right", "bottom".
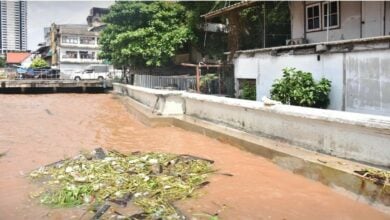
{"left": 0, "top": 57, "right": 5, "bottom": 68}
{"left": 180, "top": 1, "right": 227, "bottom": 59}
{"left": 30, "top": 57, "right": 49, "bottom": 68}
{"left": 99, "top": 2, "right": 193, "bottom": 68}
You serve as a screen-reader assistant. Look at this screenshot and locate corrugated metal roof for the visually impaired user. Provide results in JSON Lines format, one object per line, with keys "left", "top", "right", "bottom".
{"left": 227, "top": 35, "right": 390, "bottom": 55}
{"left": 201, "top": 1, "right": 258, "bottom": 19}
{"left": 59, "top": 24, "right": 99, "bottom": 36}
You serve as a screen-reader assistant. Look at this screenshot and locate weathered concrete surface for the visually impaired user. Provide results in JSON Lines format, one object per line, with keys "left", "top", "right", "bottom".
{"left": 0, "top": 79, "right": 112, "bottom": 92}
{"left": 113, "top": 83, "right": 390, "bottom": 168}
{"left": 113, "top": 84, "right": 184, "bottom": 115}
{"left": 346, "top": 51, "right": 390, "bottom": 115}
{"left": 115, "top": 93, "right": 390, "bottom": 212}
{"left": 183, "top": 93, "right": 390, "bottom": 167}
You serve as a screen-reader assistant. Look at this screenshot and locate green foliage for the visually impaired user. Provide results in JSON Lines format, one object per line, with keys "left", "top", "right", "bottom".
{"left": 270, "top": 68, "right": 331, "bottom": 108}
{"left": 30, "top": 57, "right": 49, "bottom": 68}
{"left": 30, "top": 150, "right": 214, "bottom": 218}
{"left": 200, "top": 73, "right": 218, "bottom": 93}
{"left": 0, "top": 57, "right": 5, "bottom": 68}
{"left": 180, "top": 1, "right": 227, "bottom": 59}
{"left": 240, "top": 2, "right": 290, "bottom": 50}
{"left": 99, "top": 2, "right": 193, "bottom": 68}
{"left": 240, "top": 81, "right": 256, "bottom": 101}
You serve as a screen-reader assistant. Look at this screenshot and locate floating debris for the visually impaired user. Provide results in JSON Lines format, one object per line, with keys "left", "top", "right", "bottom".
{"left": 0, "top": 152, "right": 6, "bottom": 158}
{"left": 354, "top": 168, "right": 390, "bottom": 186}
{"left": 29, "top": 148, "right": 215, "bottom": 219}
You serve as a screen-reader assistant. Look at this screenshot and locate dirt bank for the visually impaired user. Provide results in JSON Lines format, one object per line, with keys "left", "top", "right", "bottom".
{"left": 0, "top": 93, "right": 388, "bottom": 219}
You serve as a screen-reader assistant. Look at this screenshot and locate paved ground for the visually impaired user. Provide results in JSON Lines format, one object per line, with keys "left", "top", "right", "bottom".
{"left": 0, "top": 93, "right": 388, "bottom": 220}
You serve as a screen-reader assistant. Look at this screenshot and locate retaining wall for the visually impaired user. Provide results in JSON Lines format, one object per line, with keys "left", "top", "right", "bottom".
{"left": 113, "top": 83, "right": 390, "bottom": 167}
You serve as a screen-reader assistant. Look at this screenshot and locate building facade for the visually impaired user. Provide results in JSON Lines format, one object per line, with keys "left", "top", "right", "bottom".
{"left": 49, "top": 23, "right": 102, "bottom": 74}
{"left": 290, "top": 1, "right": 390, "bottom": 43}
{"left": 0, "top": 1, "right": 27, "bottom": 53}
{"left": 231, "top": 1, "right": 390, "bottom": 116}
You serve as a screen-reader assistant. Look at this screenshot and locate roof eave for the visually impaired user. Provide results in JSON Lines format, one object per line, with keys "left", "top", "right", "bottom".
{"left": 201, "top": 1, "right": 258, "bottom": 20}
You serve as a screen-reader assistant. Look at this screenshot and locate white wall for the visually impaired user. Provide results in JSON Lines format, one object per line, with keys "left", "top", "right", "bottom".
{"left": 345, "top": 50, "right": 390, "bottom": 115}
{"left": 361, "top": 1, "right": 385, "bottom": 37}
{"left": 234, "top": 53, "right": 344, "bottom": 110}
{"left": 20, "top": 54, "right": 34, "bottom": 68}
{"left": 289, "top": 1, "right": 305, "bottom": 39}
{"left": 234, "top": 48, "right": 390, "bottom": 116}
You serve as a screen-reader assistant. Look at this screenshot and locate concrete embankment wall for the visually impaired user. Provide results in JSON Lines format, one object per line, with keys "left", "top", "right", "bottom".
{"left": 113, "top": 83, "right": 390, "bottom": 168}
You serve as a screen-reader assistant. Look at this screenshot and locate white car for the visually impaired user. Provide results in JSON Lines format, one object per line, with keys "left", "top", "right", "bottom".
{"left": 70, "top": 64, "right": 111, "bottom": 81}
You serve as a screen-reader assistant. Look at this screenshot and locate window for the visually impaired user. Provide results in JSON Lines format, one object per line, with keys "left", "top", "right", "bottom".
{"left": 63, "top": 51, "right": 77, "bottom": 59}
{"left": 80, "top": 36, "right": 96, "bottom": 45}
{"left": 305, "top": 1, "right": 340, "bottom": 32}
{"left": 79, "top": 51, "right": 95, "bottom": 59}
{"left": 306, "top": 3, "right": 321, "bottom": 32}
{"left": 322, "top": 1, "right": 339, "bottom": 28}
{"left": 62, "top": 36, "right": 78, "bottom": 44}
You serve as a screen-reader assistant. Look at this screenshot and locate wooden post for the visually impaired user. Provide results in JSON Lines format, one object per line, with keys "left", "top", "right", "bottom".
{"left": 181, "top": 63, "right": 227, "bottom": 94}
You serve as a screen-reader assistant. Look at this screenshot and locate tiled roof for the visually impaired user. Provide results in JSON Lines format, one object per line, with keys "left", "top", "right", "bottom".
{"left": 6, "top": 52, "right": 31, "bottom": 64}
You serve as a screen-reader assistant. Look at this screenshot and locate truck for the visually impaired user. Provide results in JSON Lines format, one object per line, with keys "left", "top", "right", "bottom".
{"left": 70, "top": 64, "right": 111, "bottom": 81}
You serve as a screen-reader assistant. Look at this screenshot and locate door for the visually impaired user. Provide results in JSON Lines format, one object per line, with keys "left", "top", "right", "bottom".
{"left": 362, "top": 1, "right": 384, "bottom": 37}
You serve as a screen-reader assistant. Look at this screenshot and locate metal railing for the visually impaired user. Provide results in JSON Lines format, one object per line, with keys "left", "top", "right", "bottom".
{"left": 134, "top": 74, "right": 197, "bottom": 91}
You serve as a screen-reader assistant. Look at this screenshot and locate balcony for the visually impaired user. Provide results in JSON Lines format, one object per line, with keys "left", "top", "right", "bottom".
{"left": 60, "top": 57, "right": 102, "bottom": 64}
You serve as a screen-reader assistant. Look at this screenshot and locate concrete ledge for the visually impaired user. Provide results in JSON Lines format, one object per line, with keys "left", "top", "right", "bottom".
{"left": 113, "top": 83, "right": 184, "bottom": 115}
{"left": 1, "top": 79, "right": 112, "bottom": 88}
{"left": 183, "top": 92, "right": 390, "bottom": 131}
{"left": 184, "top": 94, "right": 390, "bottom": 167}
{"left": 114, "top": 93, "right": 390, "bottom": 212}
{"left": 114, "top": 83, "right": 390, "bottom": 167}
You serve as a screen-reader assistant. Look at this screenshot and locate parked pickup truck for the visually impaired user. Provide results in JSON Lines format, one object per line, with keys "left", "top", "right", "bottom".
{"left": 70, "top": 64, "right": 111, "bottom": 81}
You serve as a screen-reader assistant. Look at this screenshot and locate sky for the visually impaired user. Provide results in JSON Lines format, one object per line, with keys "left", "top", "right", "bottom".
{"left": 27, "top": 1, "right": 114, "bottom": 50}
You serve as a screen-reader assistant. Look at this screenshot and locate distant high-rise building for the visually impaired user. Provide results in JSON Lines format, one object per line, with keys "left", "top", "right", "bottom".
{"left": 0, "top": 1, "right": 27, "bottom": 53}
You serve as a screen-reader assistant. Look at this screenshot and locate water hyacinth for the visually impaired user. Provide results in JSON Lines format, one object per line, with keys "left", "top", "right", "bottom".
{"left": 29, "top": 149, "right": 215, "bottom": 219}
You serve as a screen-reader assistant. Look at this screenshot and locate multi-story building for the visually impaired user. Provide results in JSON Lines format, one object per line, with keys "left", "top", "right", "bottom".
{"left": 0, "top": 1, "right": 27, "bottom": 53}
{"left": 49, "top": 23, "right": 102, "bottom": 73}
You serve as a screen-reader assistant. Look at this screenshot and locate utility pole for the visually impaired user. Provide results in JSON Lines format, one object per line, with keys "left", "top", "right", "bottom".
{"left": 263, "top": 2, "right": 266, "bottom": 48}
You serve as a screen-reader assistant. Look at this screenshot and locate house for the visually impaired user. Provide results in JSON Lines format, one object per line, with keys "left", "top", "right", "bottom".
{"left": 48, "top": 23, "right": 102, "bottom": 74}
{"left": 6, "top": 52, "right": 32, "bottom": 67}
{"left": 203, "top": 1, "right": 390, "bottom": 116}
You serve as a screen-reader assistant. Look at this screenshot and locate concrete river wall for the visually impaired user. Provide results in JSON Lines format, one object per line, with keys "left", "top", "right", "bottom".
{"left": 113, "top": 83, "right": 390, "bottom": 168}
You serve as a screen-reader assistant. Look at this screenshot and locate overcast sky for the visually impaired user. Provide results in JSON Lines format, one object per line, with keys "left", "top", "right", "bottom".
{"left": 27, "top": 1, "right": 114, "bottom": 50}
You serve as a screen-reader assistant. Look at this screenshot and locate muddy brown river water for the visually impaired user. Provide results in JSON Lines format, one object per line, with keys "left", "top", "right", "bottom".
{"left": 0, "top": 93, "right": 389, "bottom": 220}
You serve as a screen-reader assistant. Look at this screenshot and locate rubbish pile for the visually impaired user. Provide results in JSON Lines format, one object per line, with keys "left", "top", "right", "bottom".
{"left": 354, "top": 168, "right": 390, "bottom": 187}
{"left": 29, "top": 148, "right": 215, "bottom": 219}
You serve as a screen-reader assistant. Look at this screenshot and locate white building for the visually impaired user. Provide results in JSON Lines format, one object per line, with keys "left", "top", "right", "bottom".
{"left": 0, "top": 1, "right": 27, "bottom": 53}
{"left": 49, "top": 24, "right": 102, "bottom": 74}
{"left": 204, "top": 1, "right": 390, "bottom": 116}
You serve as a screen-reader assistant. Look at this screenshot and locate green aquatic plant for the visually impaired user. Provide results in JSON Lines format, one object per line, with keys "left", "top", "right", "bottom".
{"left": 30, "top": 150, "right": 214, "bottom": 219}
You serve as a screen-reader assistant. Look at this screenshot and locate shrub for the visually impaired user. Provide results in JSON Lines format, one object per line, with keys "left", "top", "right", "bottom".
{"left": 270, "top": 68, "right": 331, "bottom": 108}
{"left": 240, "top": 81, "right": 256, "bottom": 100}
{"left": 30, "top": 58, "right": 49, "bottom": 68}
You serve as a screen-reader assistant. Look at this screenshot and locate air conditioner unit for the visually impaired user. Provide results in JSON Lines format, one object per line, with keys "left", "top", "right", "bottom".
{"left": 285, "top": 38, "right": 308, "bottom": 45}
{"left": 202, "top": 23, "right": 228, "bottom": 33}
